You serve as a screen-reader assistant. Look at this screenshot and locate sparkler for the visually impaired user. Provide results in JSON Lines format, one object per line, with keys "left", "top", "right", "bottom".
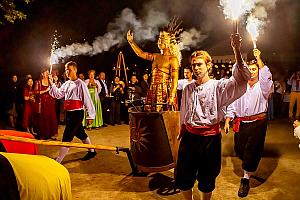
{"left": 246, "top": 16, "right": 262, "bottom": 49}
{"left": 50, "top": 30, "right": 60, "bottom": 74}
{"left": 219, "top": 0, "right": 255, "bottom": 33}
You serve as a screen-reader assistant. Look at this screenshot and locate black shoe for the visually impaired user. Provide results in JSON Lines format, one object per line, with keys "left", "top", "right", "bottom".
{"left": 238, "top": 178, "right": 250, "bottom": 198}
{"left": 81, "top": 151, "right": 97, "bottom": 161}
{"left": 102, "top": 124, "right": 108, "bottom": 127}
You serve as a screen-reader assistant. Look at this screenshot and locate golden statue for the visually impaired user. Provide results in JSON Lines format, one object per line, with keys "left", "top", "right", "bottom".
{"left": 127, "top": 20, "right": 182, "bottom": 112}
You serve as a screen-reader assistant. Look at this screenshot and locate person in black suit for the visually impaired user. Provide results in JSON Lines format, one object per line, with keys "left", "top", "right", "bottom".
{"left": 140, "top": 72, "right": 149, "bottom": 98}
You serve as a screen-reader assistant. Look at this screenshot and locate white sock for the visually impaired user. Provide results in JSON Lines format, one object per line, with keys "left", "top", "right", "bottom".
{"left": 243, "top": 170, "right": 251, "bottom": 179}
{"left": 82, "top": 137, "right": 95, "bottom": 152}
{"left": 56, "top": 147, "right": 69, "bottom": 163}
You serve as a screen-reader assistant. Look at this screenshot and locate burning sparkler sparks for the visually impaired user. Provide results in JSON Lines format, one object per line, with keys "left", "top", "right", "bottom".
{"left": 246, "top": 16, "right": 262, "bottom": 49}
{"left": 50, "top": 30, "right": 60, "bottom": 73}
{"left": 219, "top": 0, "right": 255, "bottom": 33}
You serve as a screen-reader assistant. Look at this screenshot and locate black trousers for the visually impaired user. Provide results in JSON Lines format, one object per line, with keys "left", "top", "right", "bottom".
{"left": 234, "top": 119, "right": 268, "bottom": 172}
{"left": 100, "top": 97, "right": 110, "bottom": 124}
{"left": 110, "top": 101, "right": 121, "bottom": 124}
{"left": 175, "top": 131, "right": 221, "bottom": 193}
{"left": 62, "top": 110, "right": 88, "bottom": 142}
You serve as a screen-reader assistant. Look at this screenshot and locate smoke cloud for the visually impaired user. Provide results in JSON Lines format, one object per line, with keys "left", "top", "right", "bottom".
{"left": 245, "top": 0, "right": 279, "bottom": 38}
{"left": 179, "top": 28, "right": 208, "bottom": 50}
{"left": 52, "top": 8, "right": 168, "bottom": 63}
{"left": 52, "top": 1, "right": 208, "bottom": 63}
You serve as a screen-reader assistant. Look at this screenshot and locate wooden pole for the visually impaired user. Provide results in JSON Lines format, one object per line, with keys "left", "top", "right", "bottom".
{"left": 121, "top": 52, "right": 128, "bottom": 85}
{"left": 0, "top": 135, "right": 117, "bottom": 151}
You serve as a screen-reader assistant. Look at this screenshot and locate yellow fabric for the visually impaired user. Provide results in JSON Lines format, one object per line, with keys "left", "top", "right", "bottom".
{"left": 289, "top": 91, "right": 300, "bottom": 118}
{"left": 0, "top": 152, "right": 72, "bottom": 200}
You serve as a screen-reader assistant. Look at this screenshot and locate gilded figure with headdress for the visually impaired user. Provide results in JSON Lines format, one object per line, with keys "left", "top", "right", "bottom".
{"left": 127, "top": 18, "right": 182, "bottom": 112}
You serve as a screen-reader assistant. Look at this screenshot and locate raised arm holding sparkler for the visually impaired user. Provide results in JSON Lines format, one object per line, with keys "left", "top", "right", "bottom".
{"left": 253, "top": 48, "right": 264, "bottom": 69}
{"left": 224, "top": 44, "right": 273, "bottom": 198}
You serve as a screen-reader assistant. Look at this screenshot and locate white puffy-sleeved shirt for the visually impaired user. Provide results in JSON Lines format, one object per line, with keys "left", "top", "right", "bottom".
{"left": 180, "top": 64, "right": 251, "bottom": 127}
{"left": 49, "top": 79, "right": 95, "bottom": 119}
{"left": 177, "top": 79, "right": 195, "bottom": 90}
{"left": 226, "top": 65, "right": 273, "bottom": 119}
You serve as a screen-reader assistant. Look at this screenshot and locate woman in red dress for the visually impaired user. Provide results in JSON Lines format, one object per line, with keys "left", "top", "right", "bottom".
{"left": 34, "top": 68, "right": 58, "bottom": 140}
{"left": 22, "top": 77, "right": 36, "bottom": 134}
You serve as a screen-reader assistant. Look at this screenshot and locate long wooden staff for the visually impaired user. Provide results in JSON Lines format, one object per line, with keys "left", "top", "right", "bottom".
{"left": 0, "top": 135, "right": 117, "bottom": 151}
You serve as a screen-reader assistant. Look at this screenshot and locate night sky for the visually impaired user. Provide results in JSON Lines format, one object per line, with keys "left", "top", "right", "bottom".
{"left": 0, "top": 0, "right": 299, "bottom": 81}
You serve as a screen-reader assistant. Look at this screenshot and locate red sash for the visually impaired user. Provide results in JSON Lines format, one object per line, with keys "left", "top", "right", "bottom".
{"left": 233, "top": 113, "right": 267, "bottom": 133}
{"left": 64, "top": 100, "right": 83, "bottom": 111}
{"left": 186, "top": 123, "right": 220, "bottom": 136}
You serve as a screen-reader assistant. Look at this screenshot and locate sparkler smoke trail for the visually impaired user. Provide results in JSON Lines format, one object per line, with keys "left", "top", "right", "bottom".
{"left": 246, "top": 16, "right": 262, "bottom": 48}
{"left": 245, "top": 0, "right": 279, "bottom": 48}
{"left": 52, "top": 1, "right": 207, "bottom": 64}
{"left": 51, "top": 8, "right": 168, "bottom": 64}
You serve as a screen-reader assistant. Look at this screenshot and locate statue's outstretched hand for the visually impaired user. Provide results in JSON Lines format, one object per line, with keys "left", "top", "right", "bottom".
{"left": 127, "top": 30, "right": 133, "bottom": 43}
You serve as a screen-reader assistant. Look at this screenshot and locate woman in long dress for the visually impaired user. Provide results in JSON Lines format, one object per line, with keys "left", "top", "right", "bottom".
{"left": 22, "top": 77, "right": 35, "bottom": 135}
{"left": 83, "top": 70, "right": 103, "bottom": 130}
{"left": 34, "top": 68, "right": 58, "bottom": 139}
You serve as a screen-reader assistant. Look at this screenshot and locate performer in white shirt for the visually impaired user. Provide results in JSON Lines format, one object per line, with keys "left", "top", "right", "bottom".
{"left": 175, "top": 33, "right": 251, "bottom": 200}
{"left": 225, "top": 48, "right": 273, "bottom": 197}
{"left": 49, "top": 61, "right": 97, "bottom": 163}
{"left": 177, "top": 67, "right": 195, "bottom": 109}
{"left": 177, "top": 67, "right": 195, "bottom": 90}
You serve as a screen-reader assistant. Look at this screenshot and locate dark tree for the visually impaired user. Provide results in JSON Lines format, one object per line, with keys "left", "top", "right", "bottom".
{"left": 0, "top": 0, "right": 32, "bottom": 25}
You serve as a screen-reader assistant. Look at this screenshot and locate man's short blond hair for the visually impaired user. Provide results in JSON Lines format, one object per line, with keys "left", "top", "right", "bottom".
{"left": 65, "top": 61, "right": 77, "bottom": 70}
{"left": 190, "top": 50, "right": 212, "bottom": 65}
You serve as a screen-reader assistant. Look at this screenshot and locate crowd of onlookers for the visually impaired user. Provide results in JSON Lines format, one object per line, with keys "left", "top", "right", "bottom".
{"left": 4, "top": 65, "right": 300, "bottom": 140}
{"left": 4, "top": 68, "right": 151, "bottom": 139}
{"left": 266, "top": 70, "right": 300, "bottom": 121}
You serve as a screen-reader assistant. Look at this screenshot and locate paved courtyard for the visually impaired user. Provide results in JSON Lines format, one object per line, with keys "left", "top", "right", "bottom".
{"left": 38, "top": 119, "right": 300, "bottom": 200}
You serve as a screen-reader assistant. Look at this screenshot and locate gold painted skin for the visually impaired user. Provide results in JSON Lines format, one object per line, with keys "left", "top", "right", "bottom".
{"left": 127, "top": 30, "right": 179, "bottom": 111}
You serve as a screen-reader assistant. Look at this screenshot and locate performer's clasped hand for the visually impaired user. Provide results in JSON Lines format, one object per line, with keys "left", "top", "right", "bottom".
{"left": 231, "top": 33, "right": 242, "bottom": 50}
{"left": 253, "top": 48, "right": 261, "bottom": 59}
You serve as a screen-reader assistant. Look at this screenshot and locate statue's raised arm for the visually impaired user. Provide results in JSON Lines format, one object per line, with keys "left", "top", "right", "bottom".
{"left": 127, "top": 30, "right": 154, "bottom": 61}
